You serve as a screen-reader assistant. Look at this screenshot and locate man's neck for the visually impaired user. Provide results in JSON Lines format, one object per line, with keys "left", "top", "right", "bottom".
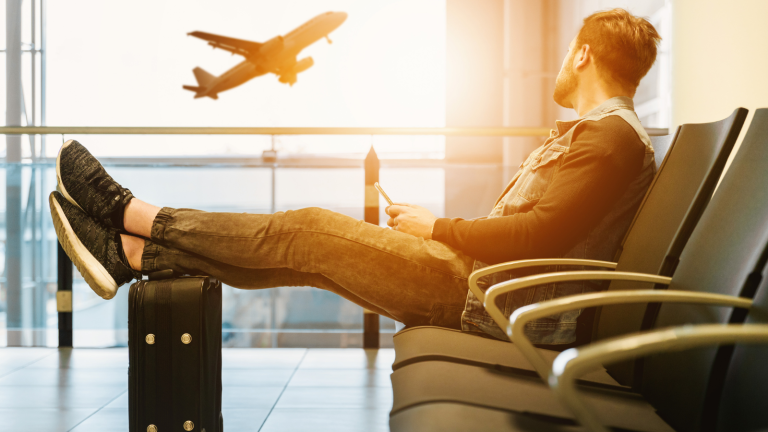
{"left": 570, "top": 87, "right": 630, "bottom": 117}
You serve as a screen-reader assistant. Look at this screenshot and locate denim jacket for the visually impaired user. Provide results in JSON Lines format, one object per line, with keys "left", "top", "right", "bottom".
{"left": 461, "top": 97, "right": 656, "bottom": 344}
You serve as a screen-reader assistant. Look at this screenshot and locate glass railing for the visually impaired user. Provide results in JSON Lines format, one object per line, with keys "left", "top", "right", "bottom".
{"left": 0, "top": 126, "right": 667, "bottom": 348}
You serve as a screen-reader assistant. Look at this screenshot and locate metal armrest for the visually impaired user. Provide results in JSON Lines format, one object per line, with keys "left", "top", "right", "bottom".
{"left": 484, "top": 271, "right": 672, "bottom": 335}
{"left": 467, "top": 259, "right": 618, "bottom": 301}
{"left": 508, "top": 289, "right": 751, "bottom": 380}
{"left": 549, "top": 324, "right": 768, "bottom": 432}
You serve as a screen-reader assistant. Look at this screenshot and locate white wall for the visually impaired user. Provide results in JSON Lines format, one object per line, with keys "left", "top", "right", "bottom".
{"left": 671, "top": 0, "right": 768, "bottom": 147}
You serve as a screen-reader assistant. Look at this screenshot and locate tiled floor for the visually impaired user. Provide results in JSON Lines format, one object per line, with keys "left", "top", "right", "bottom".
{"left": 0, "top": 347, "right": 395, "bottom": 432}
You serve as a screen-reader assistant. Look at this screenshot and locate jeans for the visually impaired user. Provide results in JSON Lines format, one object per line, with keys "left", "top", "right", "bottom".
{"left": 140, "top": 207, "right": 474, "bottom": 329}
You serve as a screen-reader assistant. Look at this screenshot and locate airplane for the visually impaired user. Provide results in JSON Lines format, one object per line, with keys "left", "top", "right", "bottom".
{"left": 183, "top": 11, "right": 347, "bottom": 99}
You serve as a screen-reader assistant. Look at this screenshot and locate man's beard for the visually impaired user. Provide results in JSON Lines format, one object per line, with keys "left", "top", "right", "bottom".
{"left": 553, "top": 61, "right": 578, "bottom": 108}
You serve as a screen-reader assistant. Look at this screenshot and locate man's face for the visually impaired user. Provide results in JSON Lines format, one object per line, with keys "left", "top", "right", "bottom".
{"left": 553, "top": 38, "right": 578, "bottom": 108}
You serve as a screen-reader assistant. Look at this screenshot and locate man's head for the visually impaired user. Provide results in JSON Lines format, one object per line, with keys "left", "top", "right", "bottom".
{"left": 554, "top": 8, "right": 661, "bottom": 110}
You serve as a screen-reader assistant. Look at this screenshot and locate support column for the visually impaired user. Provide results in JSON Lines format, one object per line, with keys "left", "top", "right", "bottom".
{"left": 6, "top": 0, "right": 24, "bottom": 346}
{"left": 502, "top": 0, "right": 557, "bottom": 180}
{"left": 445, "top": 0, "right": 505, "bottom": 220}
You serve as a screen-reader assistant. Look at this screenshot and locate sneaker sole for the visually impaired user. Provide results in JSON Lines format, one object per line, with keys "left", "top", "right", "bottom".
{"left": 56, "top": 139, "right": 87, "bottom": 213}
{"left": 49, "top": 193, "right": 119, "bottom": 300}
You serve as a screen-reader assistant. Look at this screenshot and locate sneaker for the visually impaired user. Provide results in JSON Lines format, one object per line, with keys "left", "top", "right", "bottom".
{"left": 49, "top": 191, "right": 141, "bottom": 299}
{"left": 56, "top": 139, "right": 134, "bottom": 232}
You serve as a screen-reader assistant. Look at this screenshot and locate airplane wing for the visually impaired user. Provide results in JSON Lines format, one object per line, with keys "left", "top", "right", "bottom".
{"left": 188, "top": 31, "right": 262, "bottom": 56}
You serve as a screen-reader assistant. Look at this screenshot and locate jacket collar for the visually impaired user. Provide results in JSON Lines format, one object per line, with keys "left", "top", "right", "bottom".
{"left": 552, "top": 96, "right": 635, "bottom": 137}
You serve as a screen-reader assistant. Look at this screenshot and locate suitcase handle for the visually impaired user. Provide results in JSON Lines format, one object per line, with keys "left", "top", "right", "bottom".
{"left": 147, "top": 269, "right": 178, "bottom": 281}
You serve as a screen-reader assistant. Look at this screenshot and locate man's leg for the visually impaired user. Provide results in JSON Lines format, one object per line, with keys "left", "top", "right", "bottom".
{"left": 140, "top": 240, "right": 398, "bottom": 320}
{"left": 124, "top": 201, "right": 474, "bottom": 328}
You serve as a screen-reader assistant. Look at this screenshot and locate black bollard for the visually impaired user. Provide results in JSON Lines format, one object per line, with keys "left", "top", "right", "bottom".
{"left": 363, "top": 145, "right": 380, "bottom": 349}
{"left": 57, "top": 243, "right": 73, "bottom": 347}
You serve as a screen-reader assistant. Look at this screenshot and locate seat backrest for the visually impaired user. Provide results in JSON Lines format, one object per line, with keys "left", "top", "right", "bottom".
{"left": 637, "top": 109, "right": 768, "bottom": 432}
{"left": 651, "top": 133, "right": 676, "bottom": 171}
{"left": 596, "top": 108, "right": 747, "bottom": 384}
{"left": 716, "top": 257, "right": 768, "bottom": 432}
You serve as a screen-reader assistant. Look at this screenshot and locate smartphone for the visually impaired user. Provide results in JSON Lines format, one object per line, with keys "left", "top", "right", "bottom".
{"left": 374, "top": 182, "right": 394, "bottom": 206}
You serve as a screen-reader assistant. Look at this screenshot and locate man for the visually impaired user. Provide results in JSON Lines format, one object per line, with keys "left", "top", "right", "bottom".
{"left": 50, "top": 8, "right": 661, "bottom": 344}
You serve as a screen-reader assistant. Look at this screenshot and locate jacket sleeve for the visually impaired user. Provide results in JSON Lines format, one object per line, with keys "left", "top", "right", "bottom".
{"left": 432, "top": 116, "right": 646, "bottom": 264}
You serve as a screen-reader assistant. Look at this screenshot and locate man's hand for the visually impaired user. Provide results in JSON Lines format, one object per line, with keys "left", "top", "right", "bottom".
{"left": 385, "top": 203, "right": 438, "bottom": 239}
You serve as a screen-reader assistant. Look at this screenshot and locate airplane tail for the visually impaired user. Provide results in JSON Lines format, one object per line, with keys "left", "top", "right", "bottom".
{"left": 192, "top": 67, "right": 215, "bottom": 87}
{"left": 183, "top": 67, "right": 219, "bottom": 99}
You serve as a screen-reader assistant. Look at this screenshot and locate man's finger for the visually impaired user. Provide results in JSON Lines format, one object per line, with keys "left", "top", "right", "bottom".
{"left": 387, "top": 205, "right": 407, "bottom": 216}
{"left": 387, "top": 217, "right": 396, "bottom": 227}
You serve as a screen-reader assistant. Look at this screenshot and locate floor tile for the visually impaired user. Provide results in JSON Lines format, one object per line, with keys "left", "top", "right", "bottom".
{"left": 103, "top": 390, "right": 128, "bottom": 409}
{"left": 222, "top": 368, "right": 295, "bottom": 387}
{"left": 222, "top": 408, "right": 272, "bottom": 431}
{"left": 69, "top": 408, "right": 128, "bottom": 432}
{"left": 222, "top": 385, "right": 285, "bottom": 408}
{"left": 0, "top": 347, "right": 56, "bottom": 368}
{"left": 260, "top": 408, "right": 390, "bottom": 432}
{"left": 0, "top": 347, "right": 398, "bottom": 431}
{"left": 299, "top": 349, "right": 395, "bottom": 370}
{"left": 276, "top": 386, "right": 393, "bottom": 409}
{"left": 0, "top": 408, "right": 97, "bottom": 432}
{"left": 0, "top": 367, "right": 128, "bottom": 387}
{"left": 288, "top": 369, "right": 392, "bottom": 388}
{"left": 25, "top": 348, "right": 128, "bottom": 369}
{"left": 0, "top": 366, "right": 20, "bottom": 378}
{"left": 0, "top": 385, "right": 126, "bottom": 408}
{"left": 222, "top": 348, "right": 307, "bottom": 369}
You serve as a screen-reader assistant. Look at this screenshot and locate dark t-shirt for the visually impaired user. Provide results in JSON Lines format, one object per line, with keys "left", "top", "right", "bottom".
{"left": 432, "top": 115, "right": 647, "bottom": 264}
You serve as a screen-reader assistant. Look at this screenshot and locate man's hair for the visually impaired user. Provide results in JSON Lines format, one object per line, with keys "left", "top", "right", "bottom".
{"left": 576, "top": 8, "right": 661, "bottom": 91}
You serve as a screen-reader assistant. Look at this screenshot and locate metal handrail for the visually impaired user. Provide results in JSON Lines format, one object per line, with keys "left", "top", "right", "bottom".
{"left": 0, "top": 126, "right": 550, "bottom": 136}
{"left": 0, "top": 126, "right": 670, "bottom": 136}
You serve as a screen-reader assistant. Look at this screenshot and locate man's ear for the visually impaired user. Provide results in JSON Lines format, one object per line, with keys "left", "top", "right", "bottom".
{"left": 573, "top": 44, "right": 591, "bottom": 71}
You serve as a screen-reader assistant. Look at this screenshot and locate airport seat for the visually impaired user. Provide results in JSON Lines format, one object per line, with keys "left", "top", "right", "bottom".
{"left": 548, "top": 322, "right": 768, "bottom": 432}
{"left": 715, "top": 269, "right": 768, "bottom": 431}
{"left": 389, "top": 108, "right": 768, "bottom": 432}
{"left": 550, "top": 218, "right": 768, "bottom": 432}
{"left": 392, "top": 109, "right": 748, "bottom": 388}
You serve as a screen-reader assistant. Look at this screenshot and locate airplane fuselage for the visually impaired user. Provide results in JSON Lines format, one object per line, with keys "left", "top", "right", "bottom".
{"left": 208, "top": 60, "right": 264, "bottom": 94}
{"left": 187, "top": 11, "right": 346, "bottom": 98}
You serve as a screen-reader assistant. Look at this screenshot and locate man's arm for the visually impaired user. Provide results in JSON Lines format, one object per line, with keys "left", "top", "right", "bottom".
{"left": 431, "top": 116, "right": 646, "bottom": 264}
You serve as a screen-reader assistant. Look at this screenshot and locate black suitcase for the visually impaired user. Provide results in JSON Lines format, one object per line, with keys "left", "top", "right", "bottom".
{"left": 129, "top": 271, "right": 223, "bottom": 432}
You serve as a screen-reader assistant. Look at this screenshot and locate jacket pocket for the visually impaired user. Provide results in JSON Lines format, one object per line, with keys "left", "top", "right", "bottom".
{"left": 518, "top": 146, "right": 566, "bottom": 202}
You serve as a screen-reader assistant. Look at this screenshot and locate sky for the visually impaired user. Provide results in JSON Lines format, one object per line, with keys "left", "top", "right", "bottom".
{"left": 33, "top": 0, "right": 447, "bottom": 157}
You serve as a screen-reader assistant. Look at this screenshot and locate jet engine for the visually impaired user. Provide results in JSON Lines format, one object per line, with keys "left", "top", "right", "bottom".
{"left": 259, "top": 36, "right": 284, "bottom": 57}
{"left": 293, "top": 57, "right": 314, "bottom": 74}
{"left": 278, "top": 73, "right": 297, "bottom": 85}
{"left": 277, "top": 57, "right": 314, "bottom": 86}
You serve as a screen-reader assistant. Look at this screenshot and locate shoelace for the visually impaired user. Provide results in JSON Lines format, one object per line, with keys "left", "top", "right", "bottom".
{"left": 80, "top": 173, "right": 129, "bottom": 217}
{"left": 90, "top": 173, "right": 122, "bottom": 194}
